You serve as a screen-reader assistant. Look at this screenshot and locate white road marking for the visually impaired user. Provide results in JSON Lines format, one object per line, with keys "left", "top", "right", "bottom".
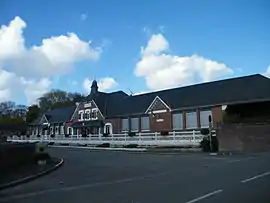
{"left": 184, "top": 189, "right": 223, "bottom": 203}
{"left": 241, "top": 171, "right": 270, "bottom": 183}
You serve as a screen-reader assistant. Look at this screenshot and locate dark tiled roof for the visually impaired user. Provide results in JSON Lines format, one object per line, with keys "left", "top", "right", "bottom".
{"left": 45, "top": 106, "right": 76, "bottom": 123}
{"left": 29, "top": 74, "right": 270, "bottom": 122}
{"left": 106, "top": 74, "right": 270, "bottom": 117}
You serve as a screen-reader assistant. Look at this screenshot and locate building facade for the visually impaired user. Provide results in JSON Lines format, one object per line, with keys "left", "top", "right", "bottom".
{"left": 28, "top": 74, "right": 270, "bottom": 136}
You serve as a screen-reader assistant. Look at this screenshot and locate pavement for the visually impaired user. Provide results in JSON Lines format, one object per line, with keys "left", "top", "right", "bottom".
{"left": 0, "top": 148, "right": 269, "bottom": 203}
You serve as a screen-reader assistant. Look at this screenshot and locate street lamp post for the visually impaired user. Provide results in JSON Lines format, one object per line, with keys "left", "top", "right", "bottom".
{"left": 208, "top": 115, "right": 212, "bottom": 152}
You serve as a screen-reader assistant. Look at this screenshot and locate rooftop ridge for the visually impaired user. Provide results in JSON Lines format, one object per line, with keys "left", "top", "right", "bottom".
{"left": 130, "top": 74, "right": 263, "bottom": 97}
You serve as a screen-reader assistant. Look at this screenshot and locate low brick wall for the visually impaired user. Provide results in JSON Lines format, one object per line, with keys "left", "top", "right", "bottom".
{"left": 0, "top": 142, "right": 36, "bottom": 173}
{"left": 217, "top": 123, "right": 270, "bottom": 152}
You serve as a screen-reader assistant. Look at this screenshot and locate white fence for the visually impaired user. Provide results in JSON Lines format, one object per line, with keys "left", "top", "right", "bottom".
{"left": 7, "top": 130, "right": 208, "bottom": 147}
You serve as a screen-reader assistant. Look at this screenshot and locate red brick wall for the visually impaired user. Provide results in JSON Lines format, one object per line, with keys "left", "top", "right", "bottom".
{"left": 107, "top": 106, "right": 224, "bottom": 133}
{"left": 150, "top": 111, "right": 172, "bottom": 132}
{"left": 105, "top": 118, "right": 121, "bottom": 134}
{"left": 212, "top": 106, "right": 223, "bottom": 127}
{"left": 217, "top": 123, "right": 270, "bottom": 152}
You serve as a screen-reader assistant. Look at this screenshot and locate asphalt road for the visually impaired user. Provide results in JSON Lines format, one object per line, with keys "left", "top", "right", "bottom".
{"left": 0, "top": 147, "right": 270, "bottom": 203}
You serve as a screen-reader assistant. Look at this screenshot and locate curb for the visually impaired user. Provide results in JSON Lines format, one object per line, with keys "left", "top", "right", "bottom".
{"left": 0, "top": 158, "right": 64, "bottom": 191}
{"left": 50, "top": 145, "right": 204, "bottom": 155}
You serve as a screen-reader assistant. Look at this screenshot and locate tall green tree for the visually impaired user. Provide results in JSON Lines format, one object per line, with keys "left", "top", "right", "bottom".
{"left": 38, "top": 90, "right": 85, "bottom": 111}
{"left": 26, "top": 104, "right": 41, "bottom": 123}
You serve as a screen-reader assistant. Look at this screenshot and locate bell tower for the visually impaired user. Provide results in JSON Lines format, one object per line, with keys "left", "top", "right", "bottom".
{"left": 90, "top": 80, "right": 98, "bottom": 96}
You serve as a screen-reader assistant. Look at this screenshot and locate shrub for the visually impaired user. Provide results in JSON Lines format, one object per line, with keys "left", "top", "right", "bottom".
{"left": 37, "top": 134, "right": 41, "bottom": 137}
{"left": 96, "top": 143, "right": 110, "bottom": 148}
{"left": 124, "top": 144, "right": 138, "bottom": 148}
{"left": 160, "top": 131, "right": 169, "bottom": 136}
{"left": 34, "top": 152, "right": 50, "bottom": 162}
{"left": 39, "top": 145, "right": 45, "bottom": 152}
{"left": 50, "top": 134, "right": 55, "bottom": 138}
{"left": 211, "top": 136, "right": 219, "bottom": 152}
{"left": 200, "top": 128, "right": 210, "bottom": 135}
{"left": 65, "top": 134, "right": 70, "bottom": 138}
{"left": 200, "top": 136, "right": 219, "bottom": 152}
{"left": 200, "top": 137, "right": 210, "bottom": 152}
{"left": 128, "top": 132, "right": 136, "bottom": 137}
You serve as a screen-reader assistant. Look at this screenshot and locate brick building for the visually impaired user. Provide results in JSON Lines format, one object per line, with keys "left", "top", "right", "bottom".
{"left": 28, "top": 74, "right": 270, "bottom": 136}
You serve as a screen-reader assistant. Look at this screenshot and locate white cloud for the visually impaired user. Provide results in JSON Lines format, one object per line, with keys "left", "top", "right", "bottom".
{"left": 83, "top": 77, "right": 118, "bottom": 93}
{"left": 0, "top": 16, "right": 101, "bottom": 104}
{"left": 264, "top": 65, "right": 270, "bottom": 78}
{"left": 21, "top": 78, "right": 51, "bottom": 104}
{"left": 135, "top": 33, "right": 234, "bottom": 90}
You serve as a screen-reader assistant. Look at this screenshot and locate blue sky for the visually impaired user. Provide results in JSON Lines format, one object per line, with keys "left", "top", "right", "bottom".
{"left": 0, "top": 0, "right": 269, "bottom": 105}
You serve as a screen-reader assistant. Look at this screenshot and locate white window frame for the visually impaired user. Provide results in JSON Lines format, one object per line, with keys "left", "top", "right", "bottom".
{"left": 121, "top": 118, "right": 129, "bottom": 132}
{"left": 78, "top": 110, "right": 84, "bottom": 121}
{"left": 67, "top": 127, "right": 73, "bottom": 135}
{"left": 200, "top": 110, "right": 212, "bottom": 128}
{"left": 130, "top": 117, "right": 139, "bottom": 132}
{"left": 104, "top": 123, "right": 113, "bottom": 134}
{"left": 185, "top": 111, "right": 198, "bottom": 129}
{"left": 55, "top": 126, "right": 59, "bottom": 135}
{"left": 140, "top": 116, "right": 150, "bottom": 132}
{"left": 60, "top": 125, "right": 64, "bottom": 135}
{"left": 50, "top": 126, "right": 53, "bottom": 134}
{"left": 84, "top": 109, "right": 91, "bottom": 121}
{"left": 91, "top": 108, "right": 98, "bottom": 120}
{"left": 172, "top": 113, "right": 183, "bottom": 130}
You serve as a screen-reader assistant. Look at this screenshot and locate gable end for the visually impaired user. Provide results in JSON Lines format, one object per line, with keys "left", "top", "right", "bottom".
{"left": 145, "top": 96, "right": 171, "bottom": 114}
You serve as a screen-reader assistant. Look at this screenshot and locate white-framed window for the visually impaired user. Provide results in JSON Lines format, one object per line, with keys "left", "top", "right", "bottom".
{"left": 172, "top": 113, "right": 183, "bottom": 130}
{"left": 131, "top": 117, "right": 139, "bottom": 131}
{"left": 121, "top": 118, "right": 129, "bottom": 132}
{"left": 67, "top": 127, "right": 73, "bottom": 135}
{"left": 104, "top": 123, "right": 113, "bottom": 134}
{"left": 50, "top": 126, "right": 54, "bottom": 134}
{"left": 141, "top": 116, "right": 150, "bottom": 131}
{"left": 78, "top": 110, "right": 84, "bottom": 121}
{"left": 90, "top": 108, "right": 98, "bottom": 120}
{"left": 84, "top": 109, "right": 91, "bottom": 121}
{"left": 55, "top": 126, "right": 59, "bottom": 134}
{"left": 60, "top": 126, "right": 64, "bottom": 134}
{"left": 186, "top": 111, "right": 198, "bottom": 129}
{"left": 200, "top": 110, "right": 212, "bottom": 128}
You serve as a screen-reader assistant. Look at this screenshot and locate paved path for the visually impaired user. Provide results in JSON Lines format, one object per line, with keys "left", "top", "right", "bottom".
{"left": 0, "top": 147, "right": 270, "bottom": 203}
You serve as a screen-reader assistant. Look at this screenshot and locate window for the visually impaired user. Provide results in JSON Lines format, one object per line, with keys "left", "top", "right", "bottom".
{"left": 50, "top": 126, "right": 54, "bottom": 134}
{"left": 68, "top": 127, "right": 72, "bottom": 135}
{"left": 173, "top": 113, "right": 183, "bottom": 130}
{"left": 90, "top": 109, "right": 98, "bottom": 120}
{"left": 141, "top": 116, "right": 150, "bottom": 131}
{"left": 131, "top": 118, "right": 139, "bottom": 131}
{"left": 78, "top": 110, "right": 84, "bottom": 121}
{"left": 186, "top": 111, "right": 198, "bottom": 129}
{"left": 60, "top": 126, "right": 64, "bottom": 134}
{"left": 85, "top": 109, "right": 90, "bottom": 121}
{"left": 200, "top": 110, "right": 212, "bottom": 128}
{"left": 121, "top": 118, "right": 129, "bottom": 132}
{"left": 55, "top": 126, "right": 59, "bottom": 134}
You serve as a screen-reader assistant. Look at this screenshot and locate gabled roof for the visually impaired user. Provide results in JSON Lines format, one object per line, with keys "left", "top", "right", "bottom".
{"left": 106, "top": 74, "right": 270, "bottom": 117}
{"left": 45, "top": 106, "right": 76, "bottom": 123}
{"left": 85, "top": 90, "right": 129, "bottom": 116}
{"left": 28, "top": 74, "right": 270, "bottom": 122}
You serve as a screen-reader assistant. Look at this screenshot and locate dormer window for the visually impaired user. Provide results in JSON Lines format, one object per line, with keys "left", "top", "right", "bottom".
{"left": 85, "top": 109, "right": 91, "bottom": 121}
{"left": 90, "top": 108, "right": 98, "bottom": 120}
{"left": 78, "top": 110, "right": 84, "bottom": 121}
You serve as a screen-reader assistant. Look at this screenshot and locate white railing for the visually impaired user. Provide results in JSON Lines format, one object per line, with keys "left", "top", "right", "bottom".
{"left": 7, "top": 130, "right": 209, "bottom": 147}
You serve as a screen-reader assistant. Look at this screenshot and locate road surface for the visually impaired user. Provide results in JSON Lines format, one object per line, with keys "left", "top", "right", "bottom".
{"left": 0, "top": 147, "right": 270, "bottom": 203}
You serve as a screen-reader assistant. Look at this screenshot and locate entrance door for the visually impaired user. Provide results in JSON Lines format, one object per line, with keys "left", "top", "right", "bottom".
{"left": 105, "top": 125, "right": 110, "bottom": 134}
